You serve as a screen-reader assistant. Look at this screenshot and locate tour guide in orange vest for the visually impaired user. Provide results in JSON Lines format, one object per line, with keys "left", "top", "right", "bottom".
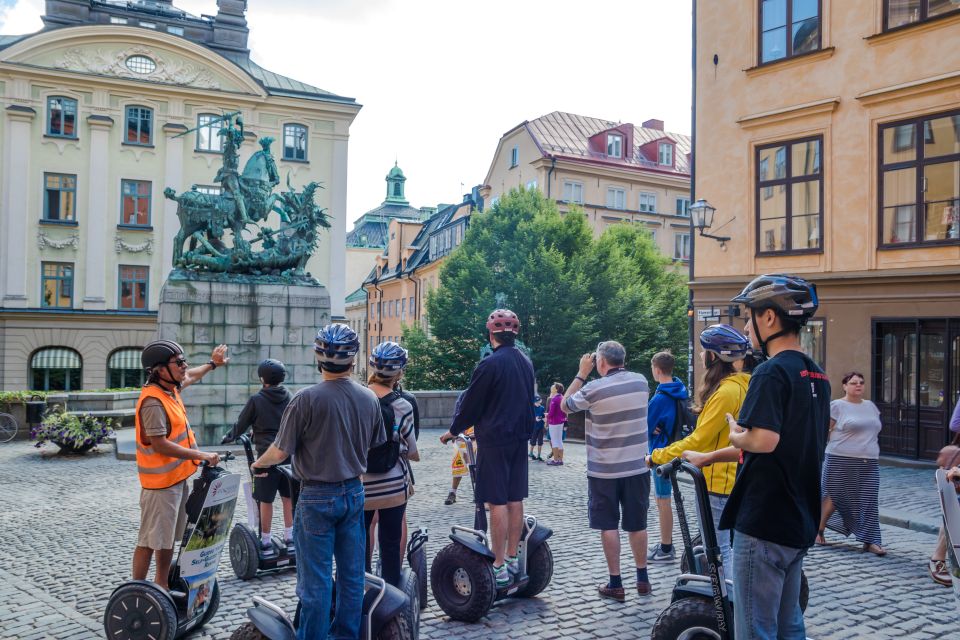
{"left": 131, "top": 339, "right": 229, "bottom": 591}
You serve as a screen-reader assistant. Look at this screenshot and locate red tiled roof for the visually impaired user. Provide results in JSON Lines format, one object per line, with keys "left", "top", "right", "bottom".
{"left": 525, "top": 111, "right": 691, "bottom": 175}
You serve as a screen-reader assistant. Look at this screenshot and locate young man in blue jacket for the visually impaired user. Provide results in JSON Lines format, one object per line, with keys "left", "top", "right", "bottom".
{"left": 645, "top": 351, "right": 688, "bottom": 563}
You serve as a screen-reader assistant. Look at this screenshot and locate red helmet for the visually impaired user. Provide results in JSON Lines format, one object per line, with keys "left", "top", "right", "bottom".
{"left": 486, "top": 308, "right": 520, "bottom": 335}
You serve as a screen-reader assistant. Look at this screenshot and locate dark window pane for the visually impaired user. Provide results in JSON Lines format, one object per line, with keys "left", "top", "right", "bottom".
{"left": 792, "top": 17, "right": 819, "bottom": 55}
{"left": 919, "top": 332, "right": 945, "bottom": 408}
{"left": 882, "top": 334, "right": 896, "bottom": 404}
{"left": 762, "top": 0, "right": 787, "bottom": 30}
{"left": 928, "top": 0, "right": 959, "bottom": 18}
{"left": 46, "top": 190, "right": 61, "bottom": 220}
{"left": 887, "top": 0, "right": 921, "bottom": 28}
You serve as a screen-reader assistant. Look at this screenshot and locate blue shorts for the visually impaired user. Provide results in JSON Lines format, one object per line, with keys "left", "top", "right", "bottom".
{"left": 653, "top": 471, "right": 672, "bottom": 499}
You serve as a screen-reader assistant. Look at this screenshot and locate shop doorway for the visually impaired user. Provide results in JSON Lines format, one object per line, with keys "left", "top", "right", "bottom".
{"left": 874, "top": 319, "right": 960, "bottom": 460}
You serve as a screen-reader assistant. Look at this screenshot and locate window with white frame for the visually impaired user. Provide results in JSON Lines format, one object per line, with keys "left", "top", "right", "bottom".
{"left": 562, "top": 181, "right": 584, "bottom": 204}
{"left": 676, "top": 197, "right": 691, "bottom": 217}
{"left": 607, "top": 187, "right": 626, "bottom": 210}
{"left": 607, "top": 134, "right": 623, "bottom": 158}
{"left": 674, "top": 233, "right": 691, "bottom": 260}
{"left": 658, "top": 142, "right": 674, "bottom": 166}
{"left": 196, "top": 114, "right": 222, "bottom": 152}
{"left": 639, "top": 192, "right": 657, "bottom": 213}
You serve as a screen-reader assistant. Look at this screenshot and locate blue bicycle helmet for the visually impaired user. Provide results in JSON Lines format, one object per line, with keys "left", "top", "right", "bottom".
{"left": 700, "top": 324, "right": 751, "bottom": 363}
{"left": 314, "top": 323, "right": 360, "bottom": 372}
{"left": 369, "top": 341, "right": 408, "bottom": 378}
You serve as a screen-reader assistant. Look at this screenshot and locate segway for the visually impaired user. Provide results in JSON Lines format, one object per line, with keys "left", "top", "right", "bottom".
{"left": 104, "top": 453, "right": 238, "bottom": 640}
{"left": 228, "top": 434, "right": 297, "bottom": 580}
{"left": 650, "top": 458, "right": 808, "bottom": 640}
{"left": 430, "top": 434, "right": 554, "bottom": 622}
{"left": 935, "top": 468, "right": 960, "bottom": 614}
{"left": 371, "top": 527, "right": 429, "bottom": 639}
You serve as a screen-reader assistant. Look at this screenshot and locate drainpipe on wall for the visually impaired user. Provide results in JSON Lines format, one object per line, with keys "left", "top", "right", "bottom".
{"left": 546, "top": 155, "right": 556, "bottom": 199}
{"left": 372, "top": 273, "right": 384, "bottom": 347}
{"left": 688, "top": 0, "right": 698, "bottom": 387}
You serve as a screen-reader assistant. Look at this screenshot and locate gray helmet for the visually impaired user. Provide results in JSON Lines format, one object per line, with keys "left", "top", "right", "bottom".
{"left": 731, "top": 274, "right": 818, "bottom": 323}
{"left": 141, "top": 340, "right": 184, "bottom": 370}
{"left": 257, "top": 359, "right": 286, "bottom": 385}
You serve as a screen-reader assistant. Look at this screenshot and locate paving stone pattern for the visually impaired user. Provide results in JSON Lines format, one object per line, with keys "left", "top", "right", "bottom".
{"left": 0, "top": 432, "right": 955, "bottom": 639}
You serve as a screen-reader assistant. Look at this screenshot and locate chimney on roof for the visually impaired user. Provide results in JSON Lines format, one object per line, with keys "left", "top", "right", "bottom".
{"left": 211, "top": 0, "right": 250, "bottom": 55}
{"left": 642, "top": 119, "right": 665, "bottom": 131}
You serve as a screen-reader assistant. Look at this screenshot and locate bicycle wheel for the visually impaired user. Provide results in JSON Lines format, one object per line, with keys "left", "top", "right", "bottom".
{"left": 0, "top": 413, "right": 19, "bottom": 443}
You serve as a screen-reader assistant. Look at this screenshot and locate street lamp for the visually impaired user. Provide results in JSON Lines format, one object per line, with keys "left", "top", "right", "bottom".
{"left": 690, "top": 198, "right": 731, "bottom": 247}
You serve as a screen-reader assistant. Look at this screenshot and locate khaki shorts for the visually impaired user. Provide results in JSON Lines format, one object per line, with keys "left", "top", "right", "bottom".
{"left": 137, "top": 480, "right": 189, "bottom": 550}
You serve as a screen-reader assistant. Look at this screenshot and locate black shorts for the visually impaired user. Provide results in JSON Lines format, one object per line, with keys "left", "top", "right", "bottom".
{"left": 588, "top": 472, "right": 650, "bottom": 532}
{"left": 252, "top": 466, "right": 292, "bottom": 503}
{"left": 529, "top": 424, "right": 545, "bottom": 446}
{"left": 475, "top": 439, "right": 529, "bottom": 506}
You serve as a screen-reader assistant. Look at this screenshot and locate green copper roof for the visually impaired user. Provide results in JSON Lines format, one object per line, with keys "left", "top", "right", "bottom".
{"left": 384, "top": 162, "right": 408, "bottom": 205}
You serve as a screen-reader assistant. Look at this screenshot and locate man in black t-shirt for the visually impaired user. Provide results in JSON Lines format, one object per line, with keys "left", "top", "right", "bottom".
{"left": 720, "top": 274, "right": 830, "bottom": 640}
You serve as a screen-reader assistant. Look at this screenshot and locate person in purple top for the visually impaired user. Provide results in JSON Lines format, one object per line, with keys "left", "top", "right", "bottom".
{"left": 546, "top": 382, "right": 566, "bottom": 465}
{"left": 440, "top": 308, "right": 536, "bottom": 588}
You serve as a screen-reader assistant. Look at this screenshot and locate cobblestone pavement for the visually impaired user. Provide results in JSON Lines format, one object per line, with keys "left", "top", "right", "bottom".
{"left": 0, "top": 431, "right": 955, "bottom": 639}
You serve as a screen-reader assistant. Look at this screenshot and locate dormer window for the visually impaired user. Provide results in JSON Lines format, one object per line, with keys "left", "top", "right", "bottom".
{"left": 658, "top": 142, "right": 674, "bottom": 166}
{"left": 607, "top": 134, "right": 623, "bottom": 158}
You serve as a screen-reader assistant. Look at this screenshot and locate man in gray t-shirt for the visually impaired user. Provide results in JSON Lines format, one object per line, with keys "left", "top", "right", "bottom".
{"left": 252, "top": 324, "right": 385, "bottom": 640}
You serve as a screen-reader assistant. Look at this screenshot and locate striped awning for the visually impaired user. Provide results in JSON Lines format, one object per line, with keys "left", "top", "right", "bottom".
{"left": 31, "top": 348, "right": 81, "bottom": 369}
{"left": 109, "top": 348, "right": 142, "bottom": 370}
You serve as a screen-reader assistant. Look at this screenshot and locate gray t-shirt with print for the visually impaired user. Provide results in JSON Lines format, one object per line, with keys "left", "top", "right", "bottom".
{"left": 274, "top": 377, "right": 386, "bottom": 482}
{"left": 827, "top": 399, "right": 882, "bottom": 459}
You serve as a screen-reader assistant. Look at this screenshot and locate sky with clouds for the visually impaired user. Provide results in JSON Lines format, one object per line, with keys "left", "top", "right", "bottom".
{"left": 0, "top": 0, "right": 692, "bottom": 226}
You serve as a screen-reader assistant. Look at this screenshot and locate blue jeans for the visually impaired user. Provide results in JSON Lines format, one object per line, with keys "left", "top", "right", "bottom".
{"left": 708, "top": 494, "right": 732, "bottom": 581}
{"left": 294, "top": 479, "right": 365, "bottom": 640}
{"left": 731, "top": 530, "right": 806, "bottom": 640}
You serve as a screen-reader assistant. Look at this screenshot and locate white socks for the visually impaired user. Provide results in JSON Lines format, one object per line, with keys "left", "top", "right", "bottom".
{"left": 284, "top": 527, "right": 293, "bottom": 541}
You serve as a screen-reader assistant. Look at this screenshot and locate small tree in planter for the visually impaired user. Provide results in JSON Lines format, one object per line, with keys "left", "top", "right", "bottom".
{"left": 32, "top": 410, "right": 116, "bottom": 454}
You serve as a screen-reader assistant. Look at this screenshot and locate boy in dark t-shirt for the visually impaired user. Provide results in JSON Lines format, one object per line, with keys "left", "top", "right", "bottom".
{"left": 720, "top": 274, "right": 830, "bottom": 640}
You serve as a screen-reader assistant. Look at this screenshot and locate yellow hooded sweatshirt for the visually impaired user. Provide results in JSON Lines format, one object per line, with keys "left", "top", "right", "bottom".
{"left": 650, "top": 372, "right": 750, "bottom": 496}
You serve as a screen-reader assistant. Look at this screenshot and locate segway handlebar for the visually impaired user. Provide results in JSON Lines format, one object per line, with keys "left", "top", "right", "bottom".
{"left": 200, "top": 451, "right": 235, "bottom": 468}
{"left": 456, "top": 433, "right": 478, "bottom": 466}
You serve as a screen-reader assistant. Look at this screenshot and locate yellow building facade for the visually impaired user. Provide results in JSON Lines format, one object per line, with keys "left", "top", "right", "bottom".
{"left": 693, "top": 1, "right": 960, "bottom": 459}
{"left": 0, "top": 2, "right": 359, "bottom": 391}
{"left": 482, "top": 111, "right": 693, "bottom": 261}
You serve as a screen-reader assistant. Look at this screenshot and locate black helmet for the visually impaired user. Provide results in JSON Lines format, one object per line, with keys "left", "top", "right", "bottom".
{"left": 257, "top": 359, "right": 286, "bottom": 385}
{"left": 369, "top": 341, "right": 408, "bottom": 378}
{"left": 314, "top": 323, "right": 360, "bottom": 371}
{"left": 731, "top": 274, "right": 818, "bottom": 324}
{"left": 141, "top": 340, "right": 184, "bottom": 370}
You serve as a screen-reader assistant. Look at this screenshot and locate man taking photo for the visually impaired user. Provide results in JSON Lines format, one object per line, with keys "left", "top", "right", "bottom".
{"left": 252, "top": 324, "right": 386, "bottom": 640}
{"left": 440, "top": 308, "right": 536, "bottom": 589}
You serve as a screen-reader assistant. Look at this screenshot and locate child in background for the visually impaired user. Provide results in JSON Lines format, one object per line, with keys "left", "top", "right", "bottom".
{"left": 445, "top": 426, "right": 475, "bottom": 505}
{"left": 530, "top": 396, "right": 546, "bottom": 461}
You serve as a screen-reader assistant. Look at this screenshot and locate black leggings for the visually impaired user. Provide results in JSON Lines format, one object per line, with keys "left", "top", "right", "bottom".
{"left": 364, "top": 503, "right": 407, "bottom": 587}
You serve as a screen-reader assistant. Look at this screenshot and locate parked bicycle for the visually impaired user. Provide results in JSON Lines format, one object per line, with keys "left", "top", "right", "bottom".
{"left": 0, "top": 413, "right": 18, "bottom": 443}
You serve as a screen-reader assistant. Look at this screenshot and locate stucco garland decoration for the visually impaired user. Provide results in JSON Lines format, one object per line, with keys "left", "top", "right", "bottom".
{"left": 37, "top": 232, "right": 80, "bottom": 250}
{"left": 55, "top": 46, "right": 221, "bottom": 90}
{"left": 115, "top": 236, "right": 154, "bottom": 254}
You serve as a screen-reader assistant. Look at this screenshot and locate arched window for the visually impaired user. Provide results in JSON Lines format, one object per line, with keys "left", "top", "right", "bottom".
{"left": 108, "top": 348, "right": 145, "bottom": 388}
{"left": 30, "top": 347, "right": 82, "bottom": 391}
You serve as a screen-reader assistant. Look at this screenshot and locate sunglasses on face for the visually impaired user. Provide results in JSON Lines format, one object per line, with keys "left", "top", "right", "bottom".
{"left": 171, "top": 357, "right": 188, "bottom": 368}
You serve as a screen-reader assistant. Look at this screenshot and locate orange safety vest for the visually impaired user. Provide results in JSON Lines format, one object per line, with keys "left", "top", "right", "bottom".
{"left": 135, "top": 385, "right": 199, "bottom": 489}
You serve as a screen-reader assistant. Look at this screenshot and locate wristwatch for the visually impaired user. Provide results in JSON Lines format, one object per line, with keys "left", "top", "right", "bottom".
{"left": 207, "top": 360, "right": 217, "bottom": 370}
{"left": 575, "top": 375, "right": 587, "bottom": 384}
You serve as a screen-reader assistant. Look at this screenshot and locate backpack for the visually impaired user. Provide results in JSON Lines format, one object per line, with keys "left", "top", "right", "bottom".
{"left": 367, "top": 391, "right": 415, "bottom": 474}
{"left": 668, "top": 395, "right": 697, "bottom": 444}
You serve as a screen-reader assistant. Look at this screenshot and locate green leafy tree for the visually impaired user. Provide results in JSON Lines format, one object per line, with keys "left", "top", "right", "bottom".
{"left": 403, "top": 188, "right": 689, "bottom": 391}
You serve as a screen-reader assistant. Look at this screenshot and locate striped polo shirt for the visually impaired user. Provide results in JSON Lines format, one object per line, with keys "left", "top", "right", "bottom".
{"left": 566, "top": 369, "right": 650, "bottom": 479}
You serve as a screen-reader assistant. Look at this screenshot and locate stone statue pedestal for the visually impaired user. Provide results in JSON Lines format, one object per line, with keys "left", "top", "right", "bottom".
{"left": 157, "top": 277, "right": 331, "bottom": 444}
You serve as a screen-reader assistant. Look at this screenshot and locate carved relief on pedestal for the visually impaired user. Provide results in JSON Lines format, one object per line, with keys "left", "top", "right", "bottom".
{"left": 55, "top": 46, "right": 222, "bottom": 90}
{"left": 37, "top": 232, "right": 80, "bottom": 250}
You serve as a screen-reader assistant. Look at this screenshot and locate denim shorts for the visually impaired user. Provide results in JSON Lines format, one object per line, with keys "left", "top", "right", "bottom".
{"left": 652, "top": 471, "right": 673, "bottom": 499}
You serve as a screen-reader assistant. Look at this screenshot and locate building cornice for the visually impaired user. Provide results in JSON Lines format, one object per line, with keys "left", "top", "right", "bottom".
{"left": 855, "top": 70, "right": 960, "bottom": 106}
{"left": 531, "top": 156, "right": 690, "bottom": 189}
{"left": 736, "top": 97, "right": 840, "bottom": 129}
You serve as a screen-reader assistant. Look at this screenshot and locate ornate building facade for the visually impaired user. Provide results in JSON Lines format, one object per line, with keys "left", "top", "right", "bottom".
{"left": 0, "top": 0, "right": 359, "bottom": 391}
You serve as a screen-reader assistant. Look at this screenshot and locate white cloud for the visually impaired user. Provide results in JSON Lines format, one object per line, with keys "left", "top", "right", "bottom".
{"left": 0, "top": 0, "right": 41, "bottom": 34}
{"left": 2, "top": 0, "right": 692, "bottom": 228}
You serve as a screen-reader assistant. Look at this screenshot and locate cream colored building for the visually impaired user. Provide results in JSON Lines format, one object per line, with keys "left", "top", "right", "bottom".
{"left": 0, "top": 0, "right": 359, "bottom": 391}
{"left": 692, "top": 0, "right": 960, "bottom": 460}
{"left": 481, "top": 111, "right": 693, "bottom": 261}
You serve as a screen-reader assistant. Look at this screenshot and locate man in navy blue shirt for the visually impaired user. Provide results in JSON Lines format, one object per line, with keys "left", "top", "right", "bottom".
{"left": 441, "top": 308, "right": 536, "bottom": 588}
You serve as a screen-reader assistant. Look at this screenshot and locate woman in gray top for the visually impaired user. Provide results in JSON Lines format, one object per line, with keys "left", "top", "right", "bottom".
{"left": 817, "top": 371, "right": 885, "bottom": 555}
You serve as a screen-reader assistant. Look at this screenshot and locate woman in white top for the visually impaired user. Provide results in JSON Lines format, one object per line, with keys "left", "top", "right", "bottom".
{"left": 817, "top": 371, "right": 885, "bottom": 556}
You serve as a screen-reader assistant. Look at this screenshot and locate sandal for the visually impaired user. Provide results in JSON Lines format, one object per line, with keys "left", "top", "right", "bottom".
{"left": 815, "top": 530, "right": 827, "bottom": 545}
{"left": 929, "top": 558, "right": 951, "bottom": 586}
{"left": 863, "top": 543, "right": 886, "bottom": 556}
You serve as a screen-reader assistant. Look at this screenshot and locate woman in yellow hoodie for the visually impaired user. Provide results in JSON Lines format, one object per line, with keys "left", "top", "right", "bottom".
{"left": 647, "top": 324, "right": 752, "bottom": 572}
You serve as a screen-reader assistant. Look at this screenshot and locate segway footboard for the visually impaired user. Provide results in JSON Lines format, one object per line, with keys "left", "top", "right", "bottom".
{"left": 364, "top": 576, "right": 410, "bottom": 639}
{"left": 448, "top": 527, "right": 495, "bottom": 561}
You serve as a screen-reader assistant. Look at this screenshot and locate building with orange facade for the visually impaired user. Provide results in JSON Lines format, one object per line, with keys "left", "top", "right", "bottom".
{"left": 691, "top": 1, "right": 960, "bottom": 459}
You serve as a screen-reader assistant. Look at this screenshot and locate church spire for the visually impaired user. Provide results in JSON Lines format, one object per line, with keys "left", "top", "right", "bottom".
{"left": 384, "top": 162, "right": 408, "bottom": 205}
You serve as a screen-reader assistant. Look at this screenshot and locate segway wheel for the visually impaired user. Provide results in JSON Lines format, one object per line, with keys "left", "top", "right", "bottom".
{"left": 103, "top": 582, "right": 177, "bottom": 640}
{"left": 430, "top": 543, "right": 496, "bottom": 623}
{"left": 650, "top": 596, "right": 722, "bottom": 640}
{"left": 230, "top": 621, "right": 268, "bottom": 640}
{"left": 230, "top": 524, "right": 261, "bottom": 580}
{"left": 399, "top": 569, "right": 420, "bottom": 640}
{"left": 377, "top": 615, "right": 413, "bottom": 640}
{"left": 409, "top": 544, "right": 428, "bottom": 610}
{"left": 514, "top": 541, "right": 553, "bottom": 598}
